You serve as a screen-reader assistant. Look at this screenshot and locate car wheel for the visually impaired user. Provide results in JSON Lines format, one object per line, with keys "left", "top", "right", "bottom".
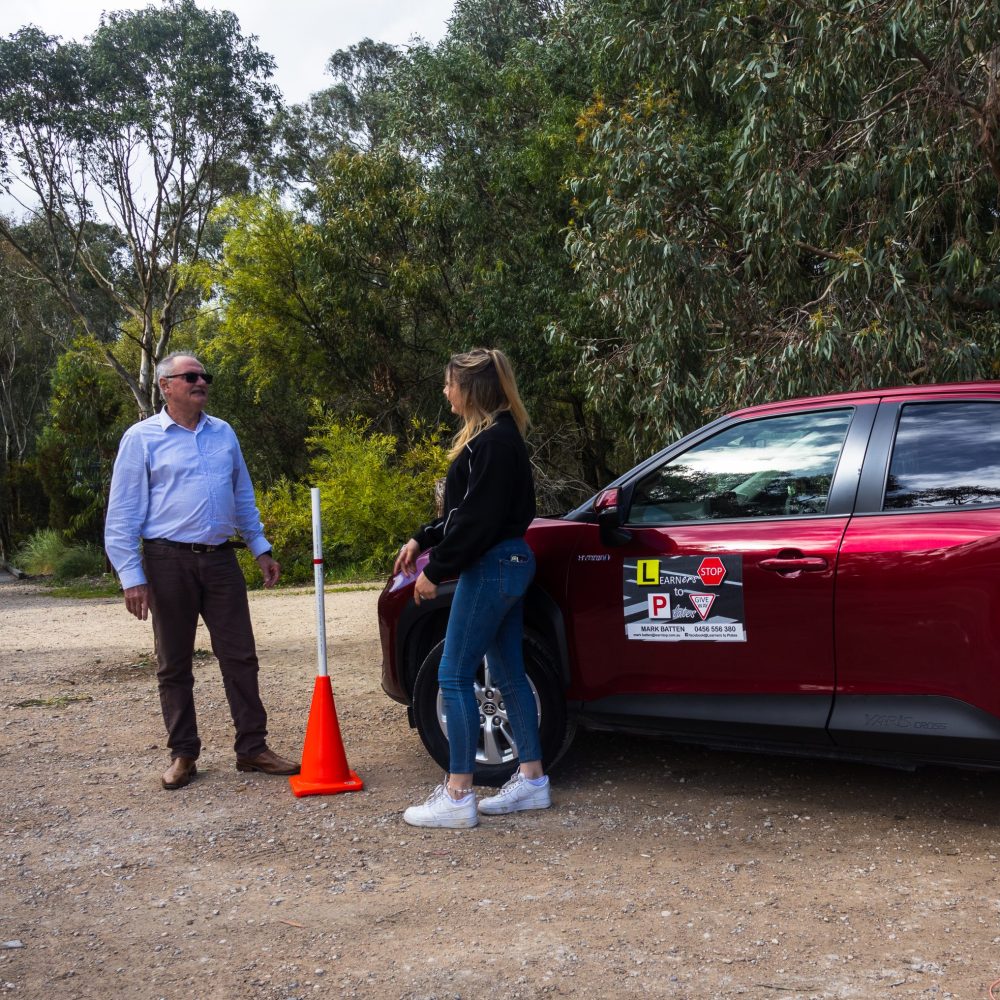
{"left": 411, "top": 631, "right": 574, "bottom": 787}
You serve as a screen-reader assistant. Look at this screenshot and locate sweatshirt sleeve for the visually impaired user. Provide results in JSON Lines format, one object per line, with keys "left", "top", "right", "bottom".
{"left": 412, "top": 516, "right": 446, "bottom": 552}
{"left": 422, "top": 436, "right": 518, "bottom": 585}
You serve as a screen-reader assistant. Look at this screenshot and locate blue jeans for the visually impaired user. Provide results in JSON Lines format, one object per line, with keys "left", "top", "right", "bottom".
{"left": 438, "top": 538, "right": 542, "bottom": 774}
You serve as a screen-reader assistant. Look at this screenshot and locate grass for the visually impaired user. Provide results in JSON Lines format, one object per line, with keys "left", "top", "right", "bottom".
{"left": 14, "top": 530, "right": 113, "bottom": 593}
{"left": 14, "top": 528, "right": 68, "bottom": 576}
{"left": 54, "top": 543, "right": 105, "bottom": 581}
{"left": 47, "top": 576, "right": 122, "bottom": 599}
{"left": 324, "top": 560, "right": 389, "bottom": 585}
{"left": 14, "top": 694, "right": 94, "bottom": 709}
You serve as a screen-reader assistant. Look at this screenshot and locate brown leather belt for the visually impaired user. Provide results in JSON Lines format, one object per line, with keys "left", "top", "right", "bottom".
{"left": 143, "top": 538, "right": 245, "bottom": 553}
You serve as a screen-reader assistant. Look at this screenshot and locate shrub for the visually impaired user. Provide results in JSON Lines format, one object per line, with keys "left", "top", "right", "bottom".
{"left": 245, "top": 419, "right": 448, "bottom": 586}
{"left": 34, "top": 342, "right": 132, "bottom": 544}
{"left": 54, "top": 544, "right": 107, "bottom": 582}
{"left": 14, "top": 529, "right": 68, "bottom": 576}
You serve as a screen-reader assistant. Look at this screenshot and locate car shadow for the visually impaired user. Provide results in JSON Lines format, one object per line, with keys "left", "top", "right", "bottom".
{"left": 553, "top": 729, "right": 1000, "bottom": 829}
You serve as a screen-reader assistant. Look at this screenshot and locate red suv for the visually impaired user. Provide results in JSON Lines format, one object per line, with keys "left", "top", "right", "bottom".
{"left": 378, "top": 382, "right": 1000, "bottom": 784}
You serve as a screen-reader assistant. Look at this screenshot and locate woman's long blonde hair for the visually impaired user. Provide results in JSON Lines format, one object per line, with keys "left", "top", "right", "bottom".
{"left": 447, "top": 347, "right": 529, "bottom": 459}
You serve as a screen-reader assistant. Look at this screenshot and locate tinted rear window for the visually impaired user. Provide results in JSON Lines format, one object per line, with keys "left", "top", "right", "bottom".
{"left": 884, "top": 401, "right": 1000, "bottom": 509}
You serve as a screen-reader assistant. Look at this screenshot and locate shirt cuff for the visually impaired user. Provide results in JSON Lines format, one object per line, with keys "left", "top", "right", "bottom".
{"left": 247, "top": 537, "right": 273, "bottom": 559}
{"left": 118, "top": 568, "right": 147, "bottom": 590}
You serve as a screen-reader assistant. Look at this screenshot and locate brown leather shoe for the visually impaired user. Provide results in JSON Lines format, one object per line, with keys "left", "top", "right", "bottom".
{"left": 161, "top": 756, "right": 197, "bottom": 790}
{"left": 235, "top": 747, "right": 300, "bottom": 776}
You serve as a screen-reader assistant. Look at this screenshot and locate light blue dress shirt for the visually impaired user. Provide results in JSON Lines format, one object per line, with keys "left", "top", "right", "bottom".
{"left": 104, "top": 409, "right": 271, "bottom": 590}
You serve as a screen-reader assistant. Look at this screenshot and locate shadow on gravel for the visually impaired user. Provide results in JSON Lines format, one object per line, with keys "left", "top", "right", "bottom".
{"left": 78, "top": 647, "right": 217, "bottom": 683}
{"left": 553, "top": 728, "right": 1000, "bottom": 829}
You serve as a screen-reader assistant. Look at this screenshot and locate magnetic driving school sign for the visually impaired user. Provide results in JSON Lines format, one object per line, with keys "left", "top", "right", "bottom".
{"left": 624, "top": 556, "right": 746, "bottom": 642}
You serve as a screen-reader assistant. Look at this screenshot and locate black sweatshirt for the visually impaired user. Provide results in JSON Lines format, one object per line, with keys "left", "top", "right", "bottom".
{"left": 413, "top": 412, "right": 536, "bottom": 585}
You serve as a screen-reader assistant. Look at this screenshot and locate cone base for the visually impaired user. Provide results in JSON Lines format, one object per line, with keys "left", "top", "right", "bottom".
{"left": 289, "top": 770, "right": 364, "bottom": 798}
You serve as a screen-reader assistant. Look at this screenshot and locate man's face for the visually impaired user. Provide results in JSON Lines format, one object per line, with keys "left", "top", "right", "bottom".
{"left": 161, "top": 356, "right": 210, "bottom": 414}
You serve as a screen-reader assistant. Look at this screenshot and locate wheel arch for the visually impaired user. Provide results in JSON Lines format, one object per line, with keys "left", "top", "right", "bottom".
{"left": 397, "top": 580, "right": 570, "bottom": 702}
{"left": 523, "top": 584, "right": 571, "bottom": 687}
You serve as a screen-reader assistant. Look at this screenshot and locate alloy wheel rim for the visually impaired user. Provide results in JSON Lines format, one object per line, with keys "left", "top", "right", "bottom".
{"left": 435, "top": 654, "right": 541, "bottom": 766}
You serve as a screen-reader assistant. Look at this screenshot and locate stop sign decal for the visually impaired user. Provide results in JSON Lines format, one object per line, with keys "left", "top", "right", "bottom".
{"left": 697, "top": 557, "right": 726, "bottom": 587}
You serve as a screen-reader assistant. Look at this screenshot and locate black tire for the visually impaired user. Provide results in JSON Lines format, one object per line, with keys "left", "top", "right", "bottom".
{"left": 411, "top": 631, "right": 574, "bottom": 787}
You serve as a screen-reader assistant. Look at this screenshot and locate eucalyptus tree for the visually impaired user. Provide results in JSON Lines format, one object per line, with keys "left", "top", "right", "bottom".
{"left": 0, "top": 0, "right": 279, "bottom": 418}
{"left": 234, "top": 2, "right": 613, "bottom": 500}
{"left": 383, "top": 0, "right": 617, "bottom": 493}
{"left": 275, "top": 38, "right": 404, "bottom": 188}
{"left": 564, "top": 0, "right": 1000, "bottom": 458}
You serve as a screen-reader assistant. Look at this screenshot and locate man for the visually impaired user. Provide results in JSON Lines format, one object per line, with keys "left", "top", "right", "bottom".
{"left": 105, "top": 351, "right": 299, "bottom": 790}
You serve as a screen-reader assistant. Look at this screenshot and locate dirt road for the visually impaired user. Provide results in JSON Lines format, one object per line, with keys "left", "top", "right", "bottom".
{"left": 1, "top": 577, "right": 998, "bottom": 999}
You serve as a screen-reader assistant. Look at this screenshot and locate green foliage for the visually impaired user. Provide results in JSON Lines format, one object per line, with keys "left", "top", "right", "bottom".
{"left": 12, "top": 0, "right": 1000, "bottom": 553}
{"left": 203, "top": 172, "right": 449, "bottom": 444}
{"left": 243, "top": 419, "right": 449, "bottom": 585}
{"left": 0, "top": 1, "right": 280, "bottom": 417}
{"left": 47, "top": 577, "right": 120, "bottom": 599}
{"left": 14, "top": 528, "right": 67, "bottom": 575}
{"left": 190, "top": 305, "right": 314, "bottom": 490}
{"left": 34, "top": 342, "right": 133, "bottom": 542}
{"left": 10, "top": 526, "right": 103, "bottom": 579}
{"left": 1, "top": 457, "right": 48, "bottom": 558}
{"left": 239, "top": 3, "right": 616, "bottom": 497}
{"left": 562, "top": 0, "right": 1000, "bottom": 461}
{"left": 53, "top": 543, "right": 106, "bottom": 581}
{"left": 0, "top": 242, "right": 61, "bottom": 555}
{"left": 388, "top": 13, "right": 614, "bottom": 489}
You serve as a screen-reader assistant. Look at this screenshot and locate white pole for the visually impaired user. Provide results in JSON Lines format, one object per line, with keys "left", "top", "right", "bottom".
{"left": 311, "top": 487, "right": 328, "bottom": 679}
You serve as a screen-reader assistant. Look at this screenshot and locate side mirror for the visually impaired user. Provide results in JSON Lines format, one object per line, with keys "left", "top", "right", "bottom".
{"left": 594, "top": 487, "right": 632, "bottom": 547}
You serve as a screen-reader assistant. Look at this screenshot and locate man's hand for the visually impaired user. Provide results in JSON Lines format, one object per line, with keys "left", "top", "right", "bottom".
{"left": 257, "top": 552, "right": 281, "bottom": 588}
{"left": 393, "top": 539, "right": 420, "bottom": 577}
{"left": 413, "top": 570, "right": 437, "bottom": 605}
{"left": 124, "top": 584, "right": 149, "bottom": 620}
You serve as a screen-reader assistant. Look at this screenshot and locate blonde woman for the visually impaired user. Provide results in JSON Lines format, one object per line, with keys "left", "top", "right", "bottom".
{"left": 395, "top": 348, "right": 550, "bottom": 828}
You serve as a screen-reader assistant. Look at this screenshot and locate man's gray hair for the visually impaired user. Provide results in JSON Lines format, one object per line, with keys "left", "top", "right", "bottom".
{"left": 156, "top": 352, "right": 202, "bottom": 380}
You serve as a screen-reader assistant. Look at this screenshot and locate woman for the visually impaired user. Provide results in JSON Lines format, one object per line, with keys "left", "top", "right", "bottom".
{"left": 395, "top": 347, "right": 550, "bottom": 829}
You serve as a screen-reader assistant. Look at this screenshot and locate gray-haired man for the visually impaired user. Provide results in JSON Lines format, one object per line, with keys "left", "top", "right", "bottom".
{"left": 105, "top": 352, "right": 298, "bottom": 789}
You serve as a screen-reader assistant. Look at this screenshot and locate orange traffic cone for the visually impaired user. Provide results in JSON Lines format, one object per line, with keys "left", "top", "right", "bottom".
{"left": 289, "top": 675, "right": 363, "bottom": 797}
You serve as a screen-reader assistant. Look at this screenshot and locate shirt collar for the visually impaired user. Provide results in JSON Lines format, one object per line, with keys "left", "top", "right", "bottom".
{"left": 158, "top": 408, "right": 212, "bottom": 432}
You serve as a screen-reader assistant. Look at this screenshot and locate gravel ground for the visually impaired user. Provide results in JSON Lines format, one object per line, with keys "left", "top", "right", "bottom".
{"left": 2, "top": 576, "right": 1000, "bottom": 1000}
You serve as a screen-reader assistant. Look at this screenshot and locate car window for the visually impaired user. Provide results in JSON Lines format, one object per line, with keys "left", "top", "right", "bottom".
{"left": 883, "top": 401, "right": 1000, "bottom": 509}
{"left": 628, "top": 409, "right": 853, "bottom": 524}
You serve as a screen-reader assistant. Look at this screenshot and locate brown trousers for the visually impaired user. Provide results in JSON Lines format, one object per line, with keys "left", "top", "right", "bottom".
{"left": 144, "top": 542, "right": 268, "bottom": 760}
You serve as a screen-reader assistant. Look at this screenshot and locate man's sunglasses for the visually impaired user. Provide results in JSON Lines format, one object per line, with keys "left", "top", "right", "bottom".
{"left": 163, "top": 372, "right": 213, "bottom": 384}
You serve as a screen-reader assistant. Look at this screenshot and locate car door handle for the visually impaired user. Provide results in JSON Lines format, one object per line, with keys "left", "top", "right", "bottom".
{"left": 758, "top": 556, "right": 828, "bottom": 573}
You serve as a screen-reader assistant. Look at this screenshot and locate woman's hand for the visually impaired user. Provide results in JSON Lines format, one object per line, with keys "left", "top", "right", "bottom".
{"left": 413, "top": 571, "right": 438, "bottom": 605}
{"left": 393, "top": 539, "right": 420, "bottom": 576}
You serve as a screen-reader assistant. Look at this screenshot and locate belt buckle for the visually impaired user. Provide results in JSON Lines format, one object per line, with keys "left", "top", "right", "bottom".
{"left": 191, "top": 543, "right": 213, "bottom": 554}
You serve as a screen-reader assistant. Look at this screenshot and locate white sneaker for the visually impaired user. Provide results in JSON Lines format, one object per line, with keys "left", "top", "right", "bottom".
{"left": 478, "top": 773, "right": 551, "bottom": 815}
{"left": 403, "top": 782, "right": 479, "bottom": 829}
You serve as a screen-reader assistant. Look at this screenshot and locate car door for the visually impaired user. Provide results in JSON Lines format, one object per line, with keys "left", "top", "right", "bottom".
{"left": 831, "top": 393, "right": 1000, "bottom": 761}
{"left": 567, "top": 403, "right": 876, "bottom": 745}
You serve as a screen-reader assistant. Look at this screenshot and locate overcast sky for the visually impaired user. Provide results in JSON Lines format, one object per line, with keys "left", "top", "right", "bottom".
{"left": 1, "top": 0, "right": 457, "bottom": 106}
